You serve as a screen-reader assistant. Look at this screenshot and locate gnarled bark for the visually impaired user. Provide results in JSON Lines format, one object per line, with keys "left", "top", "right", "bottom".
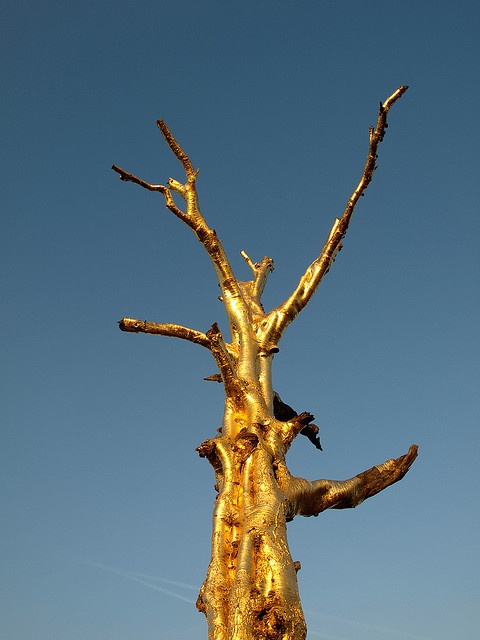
{"left": 113, "top": 86, "right": 416, "bottom": 639}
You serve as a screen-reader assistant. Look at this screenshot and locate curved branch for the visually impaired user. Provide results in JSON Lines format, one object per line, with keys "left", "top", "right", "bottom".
{"left": 281, "top": 444, "right": 418, "bottom": 518}
{"left": 118, "top": 317, "right": 211, "bottom": 348}
{"left": 263, "top": 86, "right": 408, "bottom": 347}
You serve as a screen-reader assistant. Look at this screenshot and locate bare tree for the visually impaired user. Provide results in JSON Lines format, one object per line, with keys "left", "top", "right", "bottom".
{"left": 112, "top": 86, "right": 417, "bottom": 640}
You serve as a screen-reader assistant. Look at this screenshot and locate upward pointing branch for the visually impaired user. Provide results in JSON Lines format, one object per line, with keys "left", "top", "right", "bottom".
{"left": 156, "top": 119, "right": 196, "bottom": 178}
{"left": 113, "top": 121, "right": 251, "bottom": 339}
{"left": 262, "top": 86, "right": 408, "bottom": 348}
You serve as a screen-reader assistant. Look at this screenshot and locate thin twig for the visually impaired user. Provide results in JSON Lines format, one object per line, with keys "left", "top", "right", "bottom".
{"left": 112, "top": 164, "right": 185, "bottom": 219}
{"left": 339, "top": 85, "right": 408, "bottom": 230}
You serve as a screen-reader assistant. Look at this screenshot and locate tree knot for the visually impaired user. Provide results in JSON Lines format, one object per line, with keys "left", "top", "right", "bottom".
{"left": 233, "top": 428, "right": 259, "bottom": 463}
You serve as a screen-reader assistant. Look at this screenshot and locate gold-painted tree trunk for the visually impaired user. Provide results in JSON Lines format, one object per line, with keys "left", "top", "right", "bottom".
{"left": 113, "top": 86, "right": 417, "bottom": 640}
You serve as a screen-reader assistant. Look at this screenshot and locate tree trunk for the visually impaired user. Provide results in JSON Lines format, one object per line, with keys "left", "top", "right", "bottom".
{"left": 196, "top": 341, "right": 307, "bottom": 639}
{"left": 197, "top": 435, "right": 306, "bottom": 639}
{"left": 194, "top": 340, "right": 417, "bottom": 639}
{"left": 113, "top": 86, "right": 418, "bottom": 639}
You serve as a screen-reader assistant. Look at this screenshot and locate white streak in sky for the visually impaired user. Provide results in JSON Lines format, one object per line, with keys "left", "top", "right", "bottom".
{"left": 304, "top": 609, "right": 432, "bottom": 640}
{"left": 88, "top": 562, "right": 432, "bottom": 640}
{"left": 305, "top": 631, "right": 352, "bottom": 640}
{"left": 124, "top": 570, "right": 198, "bottom": 591}
{"left": 88, "top": 561, "right": 197, "bottom": 605}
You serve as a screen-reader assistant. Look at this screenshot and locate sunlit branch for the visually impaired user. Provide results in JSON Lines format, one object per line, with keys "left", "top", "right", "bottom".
{"left": 114, "top": 88, "right": 416, "bottom": 640}
{"left": 206, "top": 323, "right": 245, "bottom": 406}
{"left": 157, "top": 119, "right": 197, "bottom": 179}
{"left": 273, "top": 392, "right": 322, "bottom": 450}
{"left": 280, "top": 444, "right": 418, "bottom": 518}
{"left": 240, "top": 252, "right": 275, "bottom": 304}
{"left": 111, "top": 164, "right": 185, "bottom": 220}
{"left": 113, "top": 124, "right": 252, "bottom": 335}
{"left": 118, "top": 317, "right": 211, "bottom": 348}
{"left": 262, "top": 86, "right": 409, "bottom": 348}
{"left": 277, "top": 412, "right": 316, "bottom": 451}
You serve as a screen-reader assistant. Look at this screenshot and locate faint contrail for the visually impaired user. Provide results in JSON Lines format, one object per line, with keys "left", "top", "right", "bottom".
{"left": 124, "top": 570, "right": 198, "bottom": 591}
{"left": 304, "top": 609, "right": 432, "bottom": 640}
{"left": 90, "top": 563, "right": 431, "bottom": 640}
{"left": 88, "top": 561, "right": 197, "bottom": 604}
{"left": 305, "top": 630, "right": 352, "bottom": 640}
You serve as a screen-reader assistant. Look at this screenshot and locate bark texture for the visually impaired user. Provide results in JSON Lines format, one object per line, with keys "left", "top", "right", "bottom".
{"left": 113, "top": 86, "right": 417, "bottom": 639}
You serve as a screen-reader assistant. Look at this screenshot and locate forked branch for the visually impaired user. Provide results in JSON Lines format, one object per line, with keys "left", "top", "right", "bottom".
{"left": 263, "top": 86, "right": 408, "bottom": 348}
{"left": 240, "top": 252, "right": 275, "bottom": 304}
{"left": 113, "top": 124, "right": 250, "bottom": 335}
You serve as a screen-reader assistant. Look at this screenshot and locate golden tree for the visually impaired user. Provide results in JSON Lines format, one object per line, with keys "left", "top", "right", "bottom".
{"left": 113, "top": 86, "right": 417, "bottom": 640}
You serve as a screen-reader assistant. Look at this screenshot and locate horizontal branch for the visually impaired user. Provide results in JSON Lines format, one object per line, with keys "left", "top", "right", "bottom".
{"left": 118, "top": 317, "right": 211, "bottom": 348}
{"left": 281, "top": 444, "right": 418, "bottom": 518}
{"left": 263, "top": 86, "right": 408, "bottom": 347}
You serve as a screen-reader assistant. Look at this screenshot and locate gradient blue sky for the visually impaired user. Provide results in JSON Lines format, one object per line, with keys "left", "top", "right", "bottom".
{"left": 2, "top": 1, "right": 479, "bottom": 639}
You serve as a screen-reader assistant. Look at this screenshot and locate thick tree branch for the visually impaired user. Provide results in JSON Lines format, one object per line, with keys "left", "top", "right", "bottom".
{"left": 240, "top": 252, "right": 275, "bottom": 310}
{"left": 262, "top": 86, "right": 408, "bottom": 348}
{"left": 113, "top": 124, "right": 252, "bottom": 339}
{"left": 118, "top": 317, "right": 211, "bottom": 348}
{"left": 206, "top": 323, "right": 245, "bottom": 407}
{"left": 279, "top": 444, "right": 418, "bottom": 518}
{"left": 114, "top": 89, "right": 415, "bottom": 640}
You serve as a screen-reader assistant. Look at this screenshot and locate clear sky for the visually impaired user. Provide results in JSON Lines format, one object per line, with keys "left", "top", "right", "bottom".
{"left": 1, "top": 1, "right": 479, "bottom": 639}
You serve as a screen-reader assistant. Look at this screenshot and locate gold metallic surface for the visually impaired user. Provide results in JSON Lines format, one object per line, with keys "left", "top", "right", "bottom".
{"left": 115, "top": 87, "right": 416, "bottom": 639}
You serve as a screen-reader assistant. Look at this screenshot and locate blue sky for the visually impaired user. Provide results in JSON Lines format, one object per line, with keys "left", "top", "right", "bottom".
{"left": 1, "top": 1, "right": 479, "bottom": 638}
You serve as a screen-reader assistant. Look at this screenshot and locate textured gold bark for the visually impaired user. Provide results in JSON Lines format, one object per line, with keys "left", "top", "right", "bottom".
{"left": 113, "top": 86, "right": 416, "bottom": 639}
